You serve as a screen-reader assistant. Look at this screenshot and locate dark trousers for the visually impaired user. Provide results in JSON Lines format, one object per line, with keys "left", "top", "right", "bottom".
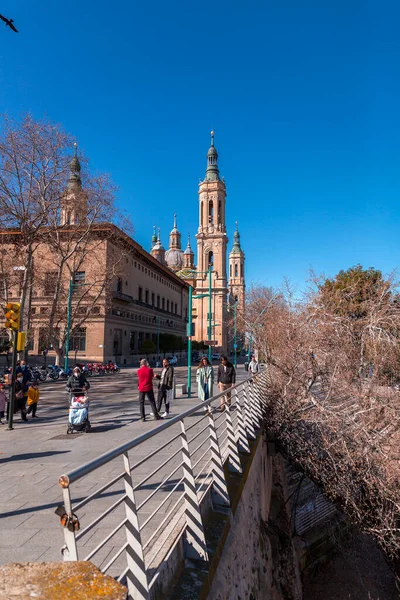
{"left": 139, "top": 390, "right": 158, "bottom": 419}
{"left": 156, "top": 386, "right": 170, "bottom": 414}
{"left": 27, "top": 403, "right": 37, "bottom": 417}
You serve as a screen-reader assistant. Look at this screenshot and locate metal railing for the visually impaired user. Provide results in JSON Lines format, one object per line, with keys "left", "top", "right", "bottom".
{"left": 57, "top": 370, "right": 269, "bottom": 600}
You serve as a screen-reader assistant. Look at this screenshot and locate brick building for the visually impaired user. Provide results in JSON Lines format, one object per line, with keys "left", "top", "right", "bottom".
{"left": 0, "top": 148, "right": 189, "bottom": 366}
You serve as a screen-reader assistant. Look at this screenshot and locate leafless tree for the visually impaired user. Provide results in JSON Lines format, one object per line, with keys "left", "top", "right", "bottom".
{"left": 247, "top": 270, "right": 400, "bottom": 575}
{"left": 0, "top": 114, "right": 131, "bottom": 361}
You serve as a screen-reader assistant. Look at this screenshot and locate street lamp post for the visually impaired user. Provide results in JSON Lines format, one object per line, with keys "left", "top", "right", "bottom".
{"left": 233, "top": 301, "right": 237, "bottom": 369}
{"left": 247, "top": 305, "right": 269, "bottom": 362}
{"left": 177, "top": 266, "right": 214, "bottom": 397}
{"left": 156, "top": 315, "right": 160, "bottom": 363}
{"left": 227, "top": 300, "right": 238, "bottom": 369}
{"left": 64, "top": 278, "right": 98, "bottom": 372}
{"left": 187, "top": 285, "right": 193, "bottom": 397}
{"left": 64, "top": 278, "right": 74, "bottom": 373}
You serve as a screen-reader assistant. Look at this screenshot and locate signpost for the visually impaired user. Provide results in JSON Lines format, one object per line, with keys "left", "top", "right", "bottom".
{"left": 204, "top": 340, "right": 218, "bottom": 346}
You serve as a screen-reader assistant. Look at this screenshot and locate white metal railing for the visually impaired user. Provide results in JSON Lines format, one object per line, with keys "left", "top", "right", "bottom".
{"left": 56, "top": 370, "right": 269, "bottom": 600}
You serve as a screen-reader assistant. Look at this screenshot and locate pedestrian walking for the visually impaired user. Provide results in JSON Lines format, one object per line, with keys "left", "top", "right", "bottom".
{"left": 196, "top": 357, "right": 214, "bottom": 411}
{"left": 15, "top": 372, "right": 27, "bottom": 421}
{"left": 155, "top": 358, "right": 174, "bottom": 417}
{"left": 217, "top": 355, "right": 236, "bottom": 410}
{"left": 248, "top": 356, "right": 259, "bottom": 375}
{"left": 16, "top": 360, "right": 32, "bottom": 386}
{"left": 26, "top": 381, "right": 40, "bottom": 418}
{"left": 0, "top": 383, "right": 8, "bottom": 424}
{"left": 137, "top": 359, "right": 162, "bottom": 422}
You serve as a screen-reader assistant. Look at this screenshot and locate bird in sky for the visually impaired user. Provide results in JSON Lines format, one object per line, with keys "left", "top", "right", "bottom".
{"left": 0, "top": 14, "right": 18, "bottom": 32}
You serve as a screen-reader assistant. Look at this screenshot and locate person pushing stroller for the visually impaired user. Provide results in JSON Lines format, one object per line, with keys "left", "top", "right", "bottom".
{"left": 66, "top": 366, "right": 90, "bottom": 396}
{"left": 66, "top": 366, "right": 91, "bottom": 433}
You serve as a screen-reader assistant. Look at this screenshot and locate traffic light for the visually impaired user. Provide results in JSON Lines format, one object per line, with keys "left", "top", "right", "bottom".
{"left": 5, "top": 302, "right": 20, "bottom": 330}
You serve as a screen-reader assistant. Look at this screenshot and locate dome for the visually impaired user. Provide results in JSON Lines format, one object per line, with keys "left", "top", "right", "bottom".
{"left": 165, "top": 248, "right": 184, "bottom": 271}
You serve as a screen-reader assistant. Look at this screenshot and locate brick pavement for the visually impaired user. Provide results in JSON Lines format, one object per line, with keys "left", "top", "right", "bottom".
{"left": 0, "top": 364, "right": 248, "bottom": 566}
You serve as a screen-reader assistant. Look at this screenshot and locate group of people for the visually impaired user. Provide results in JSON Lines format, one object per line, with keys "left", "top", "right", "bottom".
{"left": 0, "top": 354, "right": 260, "bottom": 426}
{"left": 137, "top": 358, "right": 175, "bottom": 421}
{"left": 0, "top": 362, "right": 92, "bottom": 425}
{"left": 0, "top": 360, "right": 40, "bottom": 424}
{"left": 137, "top": 353, "right": 260, "bottom": 421}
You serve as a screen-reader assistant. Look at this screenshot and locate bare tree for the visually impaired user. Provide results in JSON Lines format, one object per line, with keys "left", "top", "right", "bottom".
{"left": 247, "top": 269, "right": 400, "bottom": 574}
{"left": 0, "top": 114, "right": 131, "bottom": 361}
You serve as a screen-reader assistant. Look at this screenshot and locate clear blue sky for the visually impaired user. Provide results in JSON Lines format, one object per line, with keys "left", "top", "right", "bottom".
{"left": 0, "top": 0, "right": 399, "bottom": 291}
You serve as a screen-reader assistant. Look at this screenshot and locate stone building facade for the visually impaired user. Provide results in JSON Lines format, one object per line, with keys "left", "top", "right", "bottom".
{"left": 0, "top": 149, "right": 189, "bottom": 366}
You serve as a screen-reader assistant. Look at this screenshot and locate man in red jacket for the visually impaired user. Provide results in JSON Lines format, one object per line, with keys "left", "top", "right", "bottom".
{"left": 137, "top": 359, "right": 162, "bottom": 422}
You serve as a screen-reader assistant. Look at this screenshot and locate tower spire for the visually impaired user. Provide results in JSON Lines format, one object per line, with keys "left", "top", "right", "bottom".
{"left": 205, "top": 130, "right": 219, "bottom": 181}
{"left": 68, "top": 142, "right": 82, "bottom": 190}
{"left": 183, "top": 234, "right": 195, "bottom": 268}
{"left": 230, "top": 221, "right": 243, "bottom": 255}
{"left": 151, "top": 225, "right": 157, "bottom": 248}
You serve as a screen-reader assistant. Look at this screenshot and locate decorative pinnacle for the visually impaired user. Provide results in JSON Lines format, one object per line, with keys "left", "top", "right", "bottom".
{"left": 157, "top": 227, "right": 161, "bottom": 241}
{"left": 174, "top": 213, "right": 177, "bottom": 228}
{"left": 73, "top": 141, "right": 78, "bottom": 157}
{"left": 211, "top": 130, "right": 214, "bottom": 146}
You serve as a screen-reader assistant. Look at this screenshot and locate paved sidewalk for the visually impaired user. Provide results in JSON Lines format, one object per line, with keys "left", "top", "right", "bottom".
{"left": 0, "top": 365, "right": 248, "bottom": 565}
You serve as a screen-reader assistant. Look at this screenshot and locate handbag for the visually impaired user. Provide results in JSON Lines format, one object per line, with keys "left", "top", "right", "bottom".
{"left": 16, "top": 389, "right": 24, "bottom": 399}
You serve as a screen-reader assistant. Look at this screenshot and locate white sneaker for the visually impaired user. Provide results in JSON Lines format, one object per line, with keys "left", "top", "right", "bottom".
{"left": 149, "top": 412, "right": 154, "bottom": 416}
{"left": 162, "top": 412, "right": 169, "bottom": 418}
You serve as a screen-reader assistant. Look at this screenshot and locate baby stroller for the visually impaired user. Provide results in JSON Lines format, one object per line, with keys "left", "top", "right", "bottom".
{"left": 67, "top": 393, "right": 91, "bottom": 434}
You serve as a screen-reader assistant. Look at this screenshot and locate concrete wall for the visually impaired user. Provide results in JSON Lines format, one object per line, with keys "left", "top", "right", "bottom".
{"left": 205, "top": 437, "right": 302, "bottom": 600}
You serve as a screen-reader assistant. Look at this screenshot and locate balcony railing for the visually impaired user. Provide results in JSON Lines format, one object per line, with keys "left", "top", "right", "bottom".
{"left": 113, "top": 291, "right": 135, "bottom": 303}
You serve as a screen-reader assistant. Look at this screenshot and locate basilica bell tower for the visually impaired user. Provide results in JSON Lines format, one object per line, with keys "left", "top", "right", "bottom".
{"left": 194, "top": 132, "right": 228, "bottom": 350}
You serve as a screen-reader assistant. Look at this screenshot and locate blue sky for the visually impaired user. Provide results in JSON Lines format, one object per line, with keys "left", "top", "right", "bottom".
{"left": 0, "top": 0, "right": 399, "bottom": 291}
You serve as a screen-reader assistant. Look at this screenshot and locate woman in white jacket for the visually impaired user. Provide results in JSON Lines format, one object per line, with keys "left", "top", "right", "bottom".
{"left": 196, "top": 357, "right": 214, "bottom": 410}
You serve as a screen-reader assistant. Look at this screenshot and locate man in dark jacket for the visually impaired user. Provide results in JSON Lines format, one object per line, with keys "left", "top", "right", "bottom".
{"left": 217, "top": 356, "right": 236, "bottom": 410}
{"left": 155, "top": 358, "right": 174, "bottom": 417}
{"left": 66, "top": 366, "right": 90, "bottom": 395}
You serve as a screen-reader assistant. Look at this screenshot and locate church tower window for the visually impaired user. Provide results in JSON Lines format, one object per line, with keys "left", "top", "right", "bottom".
{"left": 208, "top": 251, "right": 214, "bottom": 266}
{"left": 209, "top": 201, "right": 214, "bottom": 224}
{"left": 235, "top": 264, "right": 238, "bottom": 277}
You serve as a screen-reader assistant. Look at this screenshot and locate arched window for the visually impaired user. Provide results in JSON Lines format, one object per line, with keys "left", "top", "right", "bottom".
{"left": 240, "top": 263, "right": 243, "bottom": 278}
{"left": 234, "top": 264, "right": 238, "bottom": 277}
{"left": 208, "top": 200, "right": 214, "bottom": 224}
{"left": 230, "top": 264, "right": 232, "bottom": 277}
{"left": 208, "top": 251, "right": 214, "bottom": 266}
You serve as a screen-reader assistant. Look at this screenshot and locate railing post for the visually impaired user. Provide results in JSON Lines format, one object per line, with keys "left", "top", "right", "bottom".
{"left": 233, "top": 387, "right": 250, "bottom": 454}
{"left": 122, "top": 451, "right": 149, "bottom": 600}
{"left": 208, "top": 410, "right": 230, "bottom": 508}
{"left": 243, "top": 383, "right": 256, "bottom": 439}
{"left": 225, "top": 404, "right": 242, "bottom": 474}
{"left": 59, "top": 480, "right": 78, "bottom": 561}
{"left": 180, "top": 420, "right": 209, "bottom": 561}
{"left": 249, "top": 379, "right": 263, "bottom": 425}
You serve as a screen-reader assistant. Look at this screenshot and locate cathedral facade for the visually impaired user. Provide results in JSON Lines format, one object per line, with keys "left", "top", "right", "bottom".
{"left": 150, "top": 133, "right": 245, "bottom": 354}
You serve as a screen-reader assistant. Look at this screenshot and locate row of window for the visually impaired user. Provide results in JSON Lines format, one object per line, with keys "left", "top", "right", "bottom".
{"left": 21, "top": 327, "right": 87, "bottom": 353}
{"left": 111, "top": 309, "right": 184, "bottom": 330}
{"left": 137, "top": 287, "right": 178, "bottom": 314}
{"left": 31, "top": 305, "right": 101, "bottom": 316}
{"left": 133, "top": 261, "right": 179, "bottom": 293}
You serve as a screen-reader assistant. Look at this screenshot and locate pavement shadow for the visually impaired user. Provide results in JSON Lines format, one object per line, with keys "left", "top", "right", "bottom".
{"left": 0, "top": 450, "right": 70, "bottom": 464}
{"left": 0, "top": 488, "right": 124, "bottom": 518}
